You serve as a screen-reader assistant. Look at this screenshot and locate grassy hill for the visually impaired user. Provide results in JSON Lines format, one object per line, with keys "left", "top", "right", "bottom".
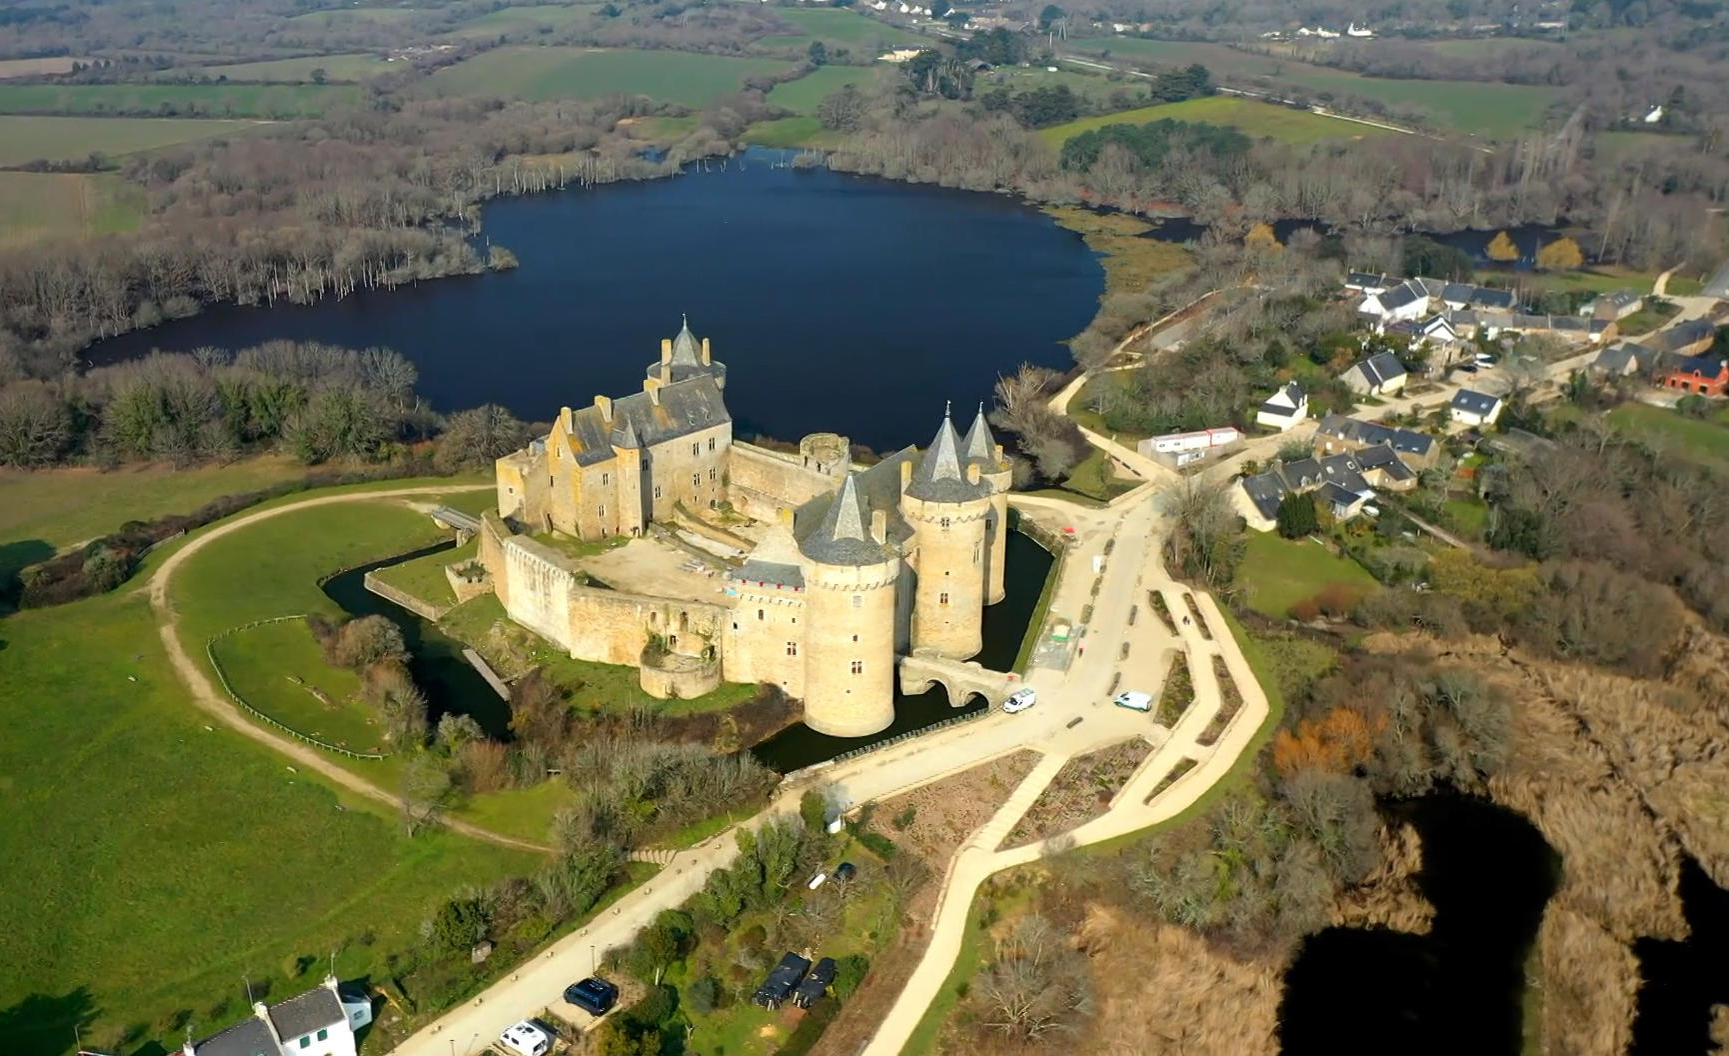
{"left": 1038, "top": 95, "right": 1396, "bottom": 147}
{"left": 427, "top": 46, "right": 790, "bottom": 107}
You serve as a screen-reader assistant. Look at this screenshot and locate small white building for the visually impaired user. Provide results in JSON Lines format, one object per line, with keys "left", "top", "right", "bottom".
{"left": 1450, "top": 389, "right": 1505, "bottom": 428}
{"left": 1138, "top": 426, "right": 1240, "bottom": 467}
{"left": 183, "top": 977, "right": 371, "bottom": 1056}
{"left": 1256, "top": 381, "right": 1309, "bottom": 431}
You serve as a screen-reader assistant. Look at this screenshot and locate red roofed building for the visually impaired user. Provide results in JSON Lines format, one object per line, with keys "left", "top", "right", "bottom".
{"left": 1659, "top": 354, "right": 1729, "bottom": 397}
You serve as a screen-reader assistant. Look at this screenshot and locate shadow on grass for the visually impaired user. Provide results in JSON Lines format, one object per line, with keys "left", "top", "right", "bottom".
{"left": 0, "top": 539, "right": 55, "bottom": 613}
{"left": 0, "top": 987, "right": 99, "bottom": 1056}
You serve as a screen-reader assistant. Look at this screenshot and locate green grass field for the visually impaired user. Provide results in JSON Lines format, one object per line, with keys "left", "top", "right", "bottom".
{"left": 371, "top": 537, "right": 476, "bottom": 609}
{"left": 428, "top": 47, "right": 789, "bottom": 107}
{"left": 1607, "top": 402, "right": 1729, "bottom": 471}
{"left": 0, "top": 456, "right": 311, "bottom": 552}
{"left": 286, "top": 6, "right": 426, "bottom": 28}
{"left": 200, "top": 53, "right": 394, "bottom": 82}
{"left": 0, "top": 83, "right": 356, "bottom": 118}
{"left": 767, "top": 63, "right": 880, "bottom": 114}
{"left": 211, "top": 618, "right": 387, "bottom": 753}
{"left": 443, "top": 3, "right": 598, "bottom": 37}
{"left": 742, "top": 115, "right": 839, "bottom": 148}
{"left": 1068, "top": 37, "right": 1558, "bottom": 137}
{"left": 768, "top": 7, "right": 924, "bottom": 48}
{"left": 0, "top": 171, "right": 146, "bottom": 248}
{"left": 0, "top": 587, "right": 538, "bottom": 1056}
{"left": 1237, "top": 532, "right": 1379, "bottom": 619}
{"left": 0, "top": 114, "right": 259, "bottom": 165}
{"left": 1040, "top": 94, "right": 1388, "bottom": 147}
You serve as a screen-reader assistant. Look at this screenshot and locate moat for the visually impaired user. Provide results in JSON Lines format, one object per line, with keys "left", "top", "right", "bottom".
{"left": 83, "top": 148, "right": 1104, "bottom": 453}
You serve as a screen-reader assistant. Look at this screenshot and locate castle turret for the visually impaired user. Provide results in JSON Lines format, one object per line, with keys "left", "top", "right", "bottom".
{"left": 798, "top": 474, "right": 899, "bottom": 738}
{"left": 649, "top": 314, "right": 727, "bottom": 388}
{"left": 901, "top": 405, "right": 994, "bottom": 659}
{"left": 961, "top": 404, "right": 1013, "bottom": 604}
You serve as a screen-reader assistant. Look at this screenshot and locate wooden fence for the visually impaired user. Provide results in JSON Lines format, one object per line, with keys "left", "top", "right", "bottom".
{"left": 206, "top": 615, "right": 389, "bottom": 761}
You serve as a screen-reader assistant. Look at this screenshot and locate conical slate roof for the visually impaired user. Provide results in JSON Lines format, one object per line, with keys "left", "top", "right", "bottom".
{"left": 960, "top": 403, "right": 1003, "bottom": 467}
{"left": 905, "top": 405, "right": 993, "bottom": 503}
{"left": 800, "top": 474, "right": 889, "bottom": 566}
{"left": 670, "top": 314, "right": 701, "bottom": 365}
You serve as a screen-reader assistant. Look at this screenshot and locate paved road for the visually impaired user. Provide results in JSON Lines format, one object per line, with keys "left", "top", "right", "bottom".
{"left": 144, "top": 485, "right": 552, "bottom": 854}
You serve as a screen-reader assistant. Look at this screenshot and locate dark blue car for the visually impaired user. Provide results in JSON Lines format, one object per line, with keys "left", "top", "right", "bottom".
{"left": 564, "top": 977, "right": 619, "bottom": 1016}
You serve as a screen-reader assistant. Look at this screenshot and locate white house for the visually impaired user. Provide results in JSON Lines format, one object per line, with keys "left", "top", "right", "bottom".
{"left": 183, "top": 977, "right": 371, "bottom": 1056}
{"left": 1449, "top": 389, "right": 1505, "bottom": 428}
{"left": 1340, "top": 352, "right": 1409, "bottom": 396}
{"left": 1581, "top": 289, "right": 1644, "bottom": 321}
{"left": 1256, "top": 381, "right": 1309, "bottom": 431}
{"left": 1358, "top": 282, "right": 1429, "bottom": 324}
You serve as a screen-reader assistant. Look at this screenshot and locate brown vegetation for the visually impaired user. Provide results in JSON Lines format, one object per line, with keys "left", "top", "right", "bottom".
{"left": 1001, "top": 740, "right": 1152, "bottom": 849}
{"left": 1195, "top": 655, "right": 1241, "bottom": 746}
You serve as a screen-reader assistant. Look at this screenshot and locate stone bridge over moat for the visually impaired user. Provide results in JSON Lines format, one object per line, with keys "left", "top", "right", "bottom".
{"left": 898, "top": 650, "right": 1017, "bottom": 707}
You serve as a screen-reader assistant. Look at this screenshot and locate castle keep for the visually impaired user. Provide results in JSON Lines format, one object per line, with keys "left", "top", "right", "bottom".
{"left": 481, "top": 318, "right": 1012, "bottom": 737}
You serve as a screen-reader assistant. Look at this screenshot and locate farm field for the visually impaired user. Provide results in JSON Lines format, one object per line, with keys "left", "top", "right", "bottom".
{"left": 427, "top": 46, "right": 790, "bottom": 107}
{"left": 200, "top": 53, "right": 394, "bottom": 82}
{"left": 1422, "top": 37, "right": 1565, "bottom": 59}
{"left": 285, "top": 6, "right": 426, "bottom": 28}
{"left": 0, "top": 455, "right": 310, "bottom": 553}
{"left": 1039, "top": 94, "right": 1391, "bottom": 146}
{"left": 1068, "top": 37, "right": 1558, "bottom": 137}
{"left": 211, "top": 617, "right": 385, "bottom": 754}
{"left": 0, "top": 171, "right": 146, "bottom": 248}
{"left": 0, "top": 114, "right": 259, "bottom": 165}
{"left": 1236, "top": 532, "right": 1379, "bottom": 619}
{"left": 442, "top": 3, "right": 598, "bottom": 36}
{"left": 768, "top": 7, "right": 925, "bottom": 48}
{"left": 743, "top": 115, "right": 840, "bottom": 148}
{"left": 767, "top": 63, "right": 880, "bottom": 114}
{"left": 1607, "top": 402, "right": 1729, "bottom": 471}
{"left": 0, "top": 585, "right": 537, "bottom": 1056}
{"left": 0, "top": 82, "right": 355, "bottom": 117}
{"left": 0, "top": 56, "right": 90, "bottom": 78}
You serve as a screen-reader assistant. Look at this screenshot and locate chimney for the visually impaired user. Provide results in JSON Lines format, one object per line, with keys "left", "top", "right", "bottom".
{"left": 701, "top": 337, "right": 712, "bottom": 365}
{"left": 967, "top": 463, "right": 981, "bottom": 484}
{"left": 899, "top": 459, "right": 912, "bottom": 491}
{"left": 252, "top": 1001, "right": 282, "bottom": 1053}
{"left": 183, "top": 1042, "right": 198, "bottom": 1056}
{"left": 660, "top": 337, "right": 673, "bottom": 364}
{"left": 646, "top": 381, "right": 661, "bottom": 406}
{"left": 559, "top": 406, "right": 573, "bottom": 431}
{"left": 593, "top": 395, "right": 612, "bottom": 422}
{"left": 870, "top": 509, "right": 887, "bottom": 544}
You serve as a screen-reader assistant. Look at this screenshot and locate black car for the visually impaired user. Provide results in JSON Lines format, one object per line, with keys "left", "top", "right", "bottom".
{"left": 564, "top": 977, "right": 619, "bottom": 1016}
{"left": 834, "top": 862, "right": 857, "bottom": 882}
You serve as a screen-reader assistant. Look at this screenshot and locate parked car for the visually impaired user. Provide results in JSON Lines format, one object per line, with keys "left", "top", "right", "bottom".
{"left": 1003, "top": 687, "right": 1037, "bottom": 713}
{"left": 1112, "top": 690, "right": 1152, "bottom": 712}
{"left": 808, "top": 871, "right": 828, "bottom": 890}
{"left": 498, "top": 1020, "right": 552, "bottom": 1056}
{"left": 834, "top": 861, "right": 857, "bottom": 881}
{"left": 564, "top": 977, "right": 619, "bottom": 1016}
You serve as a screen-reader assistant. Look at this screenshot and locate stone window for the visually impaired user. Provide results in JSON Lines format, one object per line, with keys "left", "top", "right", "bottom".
{"left": 708, "top": 437, "right": 716, "bottom": 451}
{"left": 602, "top": 473, "right": 609, "bottom": 485}
{"left": 757, "top": 608, "right": 765, "bottom": 620}
{"left": 654, "top": 485, "right": 662, "bottom": 499}
{"left": 850, "top": 660, "right": 863, "bottom": 675}
{"left": 851, "top": 595, "right": 862, "bottom": 608}
{"left": 851, "top": 634, "right": 858, "bottom": 642}
{"left": 598, "top": 504, "right": 606, "bottom": 517}
{"left": 692, "top": 473, "right": 700, "bottom": 489}
{"left": 973, "top": 542, "right": 981, "bottom": 565}
{"left": 940, "top": 517, "right": 951, "bottom": 529}
{"left": 709, "top": 468, "right": 717, "bottom": 482}
{"left": 693, "top": 442, "right": 701, "bottom": 456}
{"left": 786, "top": 642, "right": 798, "bottom": 657}
{"left": 939, "top": 591, "right": 949, "bottom": 605}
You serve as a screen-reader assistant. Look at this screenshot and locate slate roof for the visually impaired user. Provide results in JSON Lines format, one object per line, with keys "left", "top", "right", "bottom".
{"left": 1347, "top": 352, "right": 1407, "bottom": 388}
{"left": 1591, "top": 343, "right": 1647, "bottom": 375}
{"left": 906, "top": 410, "right": 993, "bottom": 503}
{"left": 960, "top": 405, "right": 1004, "bottom": 466}
{"left": 1260, "top": 381, "right": 1305, "bottom": 415}
{"left": 1668, "top": 354, "right": 1727, "bottom": 378}
{"left": 1470, "top": 286, "right": 1518, "bottom": 310}
{"left": 1320, "top": 481, "right": 1366, "bottom": 510}
{"left": 1318, "top": 453, "right": 1370, "bottom": 493}
{"left": 1315, "top": 414, "right": 1434, "bottom": 459}
{"left": 557, "top": 375, "right": 730, "bottom": 465}
{"left": 1377, "top": 284, "right": 1423, "bottom": 311}
{"left": 1278, "top": 457, "right": 1324, "bottom": 490}
{"left": 1346, "top": 271, "right": 1389, "bottom": 290}
{"left": 1242, "top": 471, "right": 1288, "bottom": 521}
{"left": 799, "top": 474, "right": 893, "bottom": 566}
{"left": 653, "top": 315, "right": 727, "bottom": 385}
{"left": 1353, "top": 442, "right": 1416, "bottom": 482}
{"left": 191, "top": 1017, "right": 277, "bottom": 1056}
{"left": 268, "top": 987, "right": 344, "bottom": 1041}
{"left": 1451, "top": 389, "right": 1503, "bottom": 416}
{"left": 1441, "top": 282, "right": 1476, "bottom": 305}
{"left": 1653, "top": 319, "right": 1717, "bottom": 353}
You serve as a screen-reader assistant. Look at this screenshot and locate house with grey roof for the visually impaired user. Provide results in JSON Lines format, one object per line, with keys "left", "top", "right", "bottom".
{"left": 1450, "top": 389, "right": 1505, "bottom": 428}
{"left": 1582, "top": 289, "right": 1644, "bottom": 321}
{"left": 1591, "top": 341, "right": 1658, "bottom": 378}
{"left": 1255, "top": 381, "right": 1309, "bottom": 431}
{"left": 1340, "top": 352, "right": 1409, "bottom": 396}
{"left": 1313, "top": 413, "right": 1438, "bottom": 468}
{"left": 1237, "top": 447, "right": 1410, "bottom": 531}
{"left": 181, "top": 977, "right": 370, "bottom": 1056}
{"left": 1650, "top": 318, "right": 1717, "bottom": 358}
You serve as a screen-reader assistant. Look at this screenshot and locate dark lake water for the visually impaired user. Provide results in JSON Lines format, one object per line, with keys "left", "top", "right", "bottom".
{"left": 84, "top": 148, "right": 1104, "bottom": 453}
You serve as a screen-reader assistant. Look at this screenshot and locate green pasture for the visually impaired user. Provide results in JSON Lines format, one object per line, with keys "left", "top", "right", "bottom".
{"left": 0, "top": 456, "right": 309, "bottom": 552}
{"left": 286, "top": 6, "right": 426, "bottom": 28}
{"left": 443, "top": 3, "right": 598, "bottom": 37}
{"left": 770, "top": 7, "right": 924, "bottom": 48}
{"left": 0, "top": 588, "right": 537, "bottom": 1056}
{"left": 428, "top": 46, "right": 789, "bottom": 107}
{"left": 370, "top": 537, "right": 477, "bottom": 610}
{"left": 1039, "top": 94, "right": 1390, "bottom": 147}
{"left": 0, "top": 171, "right": 146, "bottom": 248}
{"left": 0, "top": 82, "right": 356, "bottom": 118}
{"left": 742, "top": 115, "right": 837, "bottom": 148}
{"left": 200, "top": 53, "right": 394, "bottom": 82}
{"left": 0, "top": 114, "right": 258, "bottom": 165}
{"left": 211, "top": 618, "right": 386, "bottom": 754}
{"left": 1607, "top": 402, "right": 1729, "bottom": 471}
{"left": 1236, "top": 532, "right": 1378, "bottom": 619}
{"left": 767, "top": 63, "right": 879, "bottom": 114}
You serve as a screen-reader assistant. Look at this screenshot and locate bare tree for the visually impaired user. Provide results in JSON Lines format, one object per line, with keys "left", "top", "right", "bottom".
{"left": 973, "top": 913, "right": 1095, "bottom": 1042}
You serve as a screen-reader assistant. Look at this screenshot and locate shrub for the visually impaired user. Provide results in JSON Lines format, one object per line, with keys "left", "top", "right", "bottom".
{"left": 687, "top": 975, "right": 719, "bottom": 1014}
{"left": 891, "top": 805, "right": 918, "bottom": 831}
{"left": 1288, "top": 597, "right": 1322, "bottom": 622}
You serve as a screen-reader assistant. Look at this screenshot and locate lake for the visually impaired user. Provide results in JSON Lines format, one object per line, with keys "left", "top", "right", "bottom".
{"left": 84, "top": 148, "right": 1105, "bottom": 453}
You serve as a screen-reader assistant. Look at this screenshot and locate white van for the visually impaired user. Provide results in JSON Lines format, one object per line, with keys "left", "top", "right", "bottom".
{"left": 1112, "top": 690, "right": 1152, "bottom": 712}
{"left": 499, "top": 1020, "right": 552, "bottom": 1056}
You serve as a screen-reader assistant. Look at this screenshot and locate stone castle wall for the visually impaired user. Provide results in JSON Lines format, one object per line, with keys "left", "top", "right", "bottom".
{"left": 722, "top": 581, "right": 808, "bottom": 700}
{"left": 801, "top": 556, "right": 900, "bottom": 737}
{"left": 904, "top": 493, "right": 992, "bottom": 659}
{"left": 726, "top": 443, "right": 842, "bottom": 522}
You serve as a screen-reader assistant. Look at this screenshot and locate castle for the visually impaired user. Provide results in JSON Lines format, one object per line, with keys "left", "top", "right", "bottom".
{"left": 479, "top": 317, "right": 1013, "bottom": 737}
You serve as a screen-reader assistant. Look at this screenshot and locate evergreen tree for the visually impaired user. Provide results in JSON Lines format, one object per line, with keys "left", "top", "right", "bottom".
{"left": 1276, "top": 492, "right": 1319, "bottom": 539}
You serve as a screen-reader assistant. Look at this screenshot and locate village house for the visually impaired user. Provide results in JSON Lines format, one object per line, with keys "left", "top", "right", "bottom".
{"left": 1657, "top": 353, "right": 1729, "bottom": 397}
{"left": 1356, "top": 276, "right": 1519, "bottom": 327}
{"left": 179, "top": 977, "right": 371, "bottom": 1056}
{"left": 1255, "top": 381, "right": 1309, "bottom": 431}
{"left": 1581, "top": 289, "right": 1644, "bottom": 321}
{"left": 1237, "top": 442, "right": 1417, "bottom": 532}
{"left": 1450, "top": 389, "right": 1506, "bottom": 427}
{"left": 1339, "top": 351, "right": 1409, "bottom": 396}
{"left": 1314, "top": 413, "right": 1439, "bottom": 468}
{"left": 1590, "top": 341, "right": 1658, "bottom": 379}
{"left": 1648, "top": 318, "right": 1717, "bottom": 358}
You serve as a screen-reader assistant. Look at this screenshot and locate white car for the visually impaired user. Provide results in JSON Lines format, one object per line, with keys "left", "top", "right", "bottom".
{"left": 1112, "top": 690, "right": 1152, "bottom": 712}
{"left": 1003, "top": 688, "right": 1037, "bottom": 713}
{"left": 499, "top": 1020, "right": 552, "bottom": 1056}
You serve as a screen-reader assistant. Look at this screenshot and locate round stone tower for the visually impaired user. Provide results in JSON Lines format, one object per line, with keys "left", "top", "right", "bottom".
{"left": 902, "top": 407, "right": 995, "bottom": 659}
{"left": 960, "top": 404, "right": 1014, "bottom": 605}
{"left": 799, "top": 473, "right": 899, "bottom": 738}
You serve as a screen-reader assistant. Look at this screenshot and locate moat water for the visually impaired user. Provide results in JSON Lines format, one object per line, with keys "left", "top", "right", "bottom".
{"left": 82, "top": 148, "right": 1104, "bottom": 453}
